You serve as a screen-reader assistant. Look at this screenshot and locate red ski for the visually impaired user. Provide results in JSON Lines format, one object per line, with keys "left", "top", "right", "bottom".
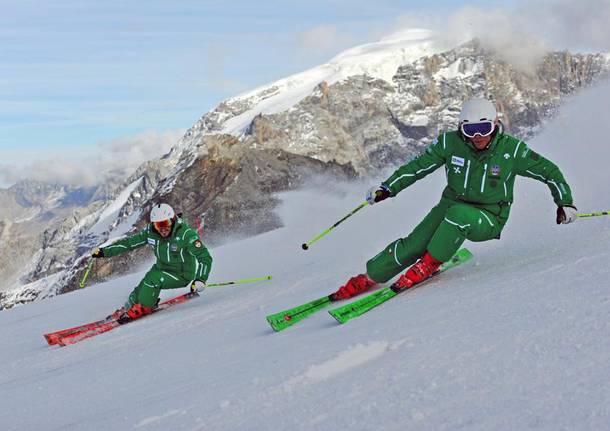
{"left": 57, "top": 320, "right": 121, "bottom": 346}
{"left": 44, "top": 318, "right": 111, "bottom": 345}
{"left": 45, "top": 290, "right": 200, "bottom": 347}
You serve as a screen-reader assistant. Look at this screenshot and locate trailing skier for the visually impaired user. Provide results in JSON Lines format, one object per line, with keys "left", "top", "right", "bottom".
{"left": 91, "top": 203, "right": 212, "bottom": 321}
{"left": 332, "top": 97, "right": 577, "bottom": 299}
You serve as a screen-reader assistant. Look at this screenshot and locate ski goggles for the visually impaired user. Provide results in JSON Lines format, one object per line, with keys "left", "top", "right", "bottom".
{"left": 460, "top": 120, "right": 495, "bottom": 138}
{"left": 153, "top": 219, "right": 172, "bottom": 231}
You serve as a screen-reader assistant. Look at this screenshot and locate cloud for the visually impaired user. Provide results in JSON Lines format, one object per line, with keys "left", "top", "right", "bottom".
{"left": 294, "top": 6, "right": 553, "bottom": 75}
{"left": 295, "top": 25, "right": 358, "bottom": 62}
{"left": 96, "top": 129, "right": 185, "bottom": 181}
{"left": 522, "top": 0, "right": 610, "bottom": 52}
{"left": 0, "top": 129, "right": 184, "bottom": 188}
{"left": 441, "top": 6, "right": 551, "bottom": 74}
{"left": 391, "top": 0, "right": 610, "bottom": 73}
{"left": 366, "top": 8, "right": 548, "bottom": 74}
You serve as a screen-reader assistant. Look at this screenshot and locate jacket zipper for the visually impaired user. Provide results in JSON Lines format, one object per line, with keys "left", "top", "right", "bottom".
{"left": 463, "top": 160, "right": 471, "bottom": 189}
{"left": 480, "top": 163, "right": 488, "bottom": 193}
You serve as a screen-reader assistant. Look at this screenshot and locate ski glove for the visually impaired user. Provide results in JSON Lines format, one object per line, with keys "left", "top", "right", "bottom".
{"left": 91, "top": 248, "right": 105, "bottom": 258}
{"left": 556, "top": 205, "right": 578, "bottom": 224}
{"left": 190, "top": 280, "right": 205, "bottom": 293}
{"left": 366, "top": 184, "right": 391, "bottom": 205}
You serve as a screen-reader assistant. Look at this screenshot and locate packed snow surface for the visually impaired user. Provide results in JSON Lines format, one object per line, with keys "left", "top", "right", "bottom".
{"left": 1, "top": 84, "right": 610, "bottom": 431}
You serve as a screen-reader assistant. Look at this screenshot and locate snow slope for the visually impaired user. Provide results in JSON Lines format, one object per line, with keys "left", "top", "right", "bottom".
{"left": 1, "top": 84, "right": 609, "bottom": 430}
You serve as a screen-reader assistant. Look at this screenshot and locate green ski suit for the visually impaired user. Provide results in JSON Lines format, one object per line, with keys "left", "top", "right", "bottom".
{"left": 366, "top": 128, "right": 574, "bottom": 283}
{"left": 102, "top": 218, "right": 212, "bottom": 308}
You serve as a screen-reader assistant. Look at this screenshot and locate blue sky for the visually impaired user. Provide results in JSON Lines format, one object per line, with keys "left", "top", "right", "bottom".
{"left": 1, "top": 0, "right": 607, "bottom": 186}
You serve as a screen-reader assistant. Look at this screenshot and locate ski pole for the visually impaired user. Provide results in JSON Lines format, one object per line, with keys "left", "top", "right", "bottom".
{"left": 301, "top": 201, "right": 369, "bottom": 250}
{"left": 204, "top": 275, "right": 273, "bottom": 289}
{"left": 577, "top": 211, "right": 610, "bottom": 218}
{"left": 79, "top": 259, "right": 94, "bottom": 289}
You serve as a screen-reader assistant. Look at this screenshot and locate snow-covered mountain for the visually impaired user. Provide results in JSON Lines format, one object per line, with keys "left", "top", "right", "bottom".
{"left": 0, "top": 159, "right": 174, "bottom": 304}
{"left": 0, "top": 180, "right": 102, "bottom": 291}
{"left": 2, "top": 29, "right": 609, "bottom": 309}
{"left": 1, "top": 81, "right": 609, "bottom": 430}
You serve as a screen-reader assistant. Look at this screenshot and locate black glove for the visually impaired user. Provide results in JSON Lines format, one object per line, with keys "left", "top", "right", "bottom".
{"left": 556, "top": 205, "right": 578, "bottom": 225}
{"left": 91, "top": 248, "right": 105, "bottom": 258}
{"left": 366, "top": 185, "right": 391, "bottom": 205}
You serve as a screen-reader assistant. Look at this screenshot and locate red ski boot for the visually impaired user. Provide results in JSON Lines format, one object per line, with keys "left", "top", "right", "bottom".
{"left": 125, "top": 303, "right": 153, "bottom": 320}
{"left": 392, "top": 251, "right": 443, "bottom": 292}
{"left": 331, "top": 274, "right": 377, "bottom": 300}
{"left": 110, "top": 303, "right": 154, "bottom": 324}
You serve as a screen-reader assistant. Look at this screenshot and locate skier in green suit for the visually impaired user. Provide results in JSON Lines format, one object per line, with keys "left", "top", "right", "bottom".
{"left": 332, "top": 98, "right": 578, "bottom": 299}
{"left": 91, "top": 203, "right": 212, "bottom": 320}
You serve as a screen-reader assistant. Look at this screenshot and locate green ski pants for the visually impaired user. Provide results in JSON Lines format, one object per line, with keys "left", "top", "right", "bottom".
{"left": 127, "top": 266, "right": 193, "bottom": 308}
{"left": 366, "top": 198, "right": 503, "bottom": 283}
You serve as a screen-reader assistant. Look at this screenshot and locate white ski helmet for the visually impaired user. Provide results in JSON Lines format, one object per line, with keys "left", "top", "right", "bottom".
{"left": 459, "top": 98, "right": 498, "bottom": 124}
{"left": 150, "top": 203, "right": 175, "bottom": 223}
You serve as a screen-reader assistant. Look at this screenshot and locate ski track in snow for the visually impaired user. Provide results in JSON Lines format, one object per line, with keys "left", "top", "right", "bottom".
{"left": 1, "top": 76, "right": 610, "bottom": 431}
{"left": 135, "top": 409, "right": 186, "bottom": 428}
{"left": 282, "top": 341, "right": 391, "bottom": 389}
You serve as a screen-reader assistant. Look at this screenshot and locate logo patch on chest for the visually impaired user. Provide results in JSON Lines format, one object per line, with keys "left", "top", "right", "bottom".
{"left": 451, "top": 156, "right": 465, "bottom": 167}
{"left": 491, "top": 165, "right": 501, "bottom": 176}
{"left": 170, "top": 243, "right": 178, "bottom": 252}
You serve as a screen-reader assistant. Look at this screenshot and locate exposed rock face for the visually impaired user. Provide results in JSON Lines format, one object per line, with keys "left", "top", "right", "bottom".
{"left": 160, "top": 136, "right": 358, "bottom": 243}
{"left": 242, "top": 76, "right": 401, "bottom": 172}
{"left": 1, "top": 40, "right": 608, "bottom": 309}
{"left": 387, "top": 42, "right": 609, "bottom": 145}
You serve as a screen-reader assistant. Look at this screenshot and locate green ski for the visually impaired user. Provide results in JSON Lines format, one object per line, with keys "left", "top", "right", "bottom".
{"left": 329, "top": 248, "right": 473, "bottom": 324}
{"left": 266, "top": 295, "right": 334, "bottom": 331}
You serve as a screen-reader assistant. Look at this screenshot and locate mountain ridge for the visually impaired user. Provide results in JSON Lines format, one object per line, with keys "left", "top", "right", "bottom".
{"left": 1, "top": 34, "right": 609, "bottom": 309}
